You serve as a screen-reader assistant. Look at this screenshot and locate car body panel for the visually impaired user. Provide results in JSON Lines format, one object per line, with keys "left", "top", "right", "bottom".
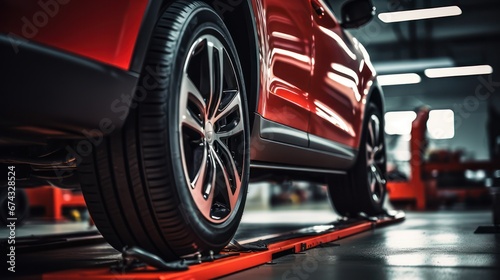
{"left": 0, "top": 0, "right": 149, "bottom": 70}
{"left": 251, "top": 0, "right": 377, "bottom": 151}
{"left": 308, "top": 0, "right": 377, "bottom": 149}
{"left": 251, "top": 0, "right": 312, "bottom": 132}
{"left": 0, "top": 34, "right": 138, "bottom": 136}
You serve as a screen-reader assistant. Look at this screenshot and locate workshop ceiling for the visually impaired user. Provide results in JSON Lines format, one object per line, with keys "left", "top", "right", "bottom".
{"left": 339, "top": 0, "right": 500, "bottom": 111}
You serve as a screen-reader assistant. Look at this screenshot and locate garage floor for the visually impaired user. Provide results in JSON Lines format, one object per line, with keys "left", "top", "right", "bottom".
{"left": 1, "top": 203, "right": 499, "bottom": 279}
{"left": 227, "top": 210, "right": 500, "bottom": 280}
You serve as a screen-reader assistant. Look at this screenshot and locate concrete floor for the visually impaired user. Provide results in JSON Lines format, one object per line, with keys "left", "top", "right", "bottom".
{"left": 225, "top": 210, "right": 500, "bottom": 280}
{"left": 1, "top": 203, "right": 499, "bottom": 279}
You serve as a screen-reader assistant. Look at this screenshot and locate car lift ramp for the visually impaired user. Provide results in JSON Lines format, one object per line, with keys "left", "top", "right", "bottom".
{"left": 39, "top": 212, "right": 405, "bottom": 280}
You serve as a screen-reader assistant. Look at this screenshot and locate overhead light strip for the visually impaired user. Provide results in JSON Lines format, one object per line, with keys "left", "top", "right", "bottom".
{"left": 378, "top": 73, "right": 421, "bottom": 86}
{"left": 425, "top": 65, "right": 493, "bottom": 78}
{"left": 379, "top": 6, "right": 462, "bottom": 23}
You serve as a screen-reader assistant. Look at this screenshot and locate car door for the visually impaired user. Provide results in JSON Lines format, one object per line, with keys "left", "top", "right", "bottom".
{"left": 252, "top": 0, "right": 313, "bottom": 133}
{"left": 308, "top": 0, "right": 371, "bottom": 149}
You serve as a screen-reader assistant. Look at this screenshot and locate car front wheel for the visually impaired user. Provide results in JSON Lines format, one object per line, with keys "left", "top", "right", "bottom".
{"left": 79, "top": 0, "right": 250, "bottom": 260}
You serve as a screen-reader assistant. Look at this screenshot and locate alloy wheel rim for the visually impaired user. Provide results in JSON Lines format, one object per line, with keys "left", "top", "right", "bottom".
{"left": 179, "top": 34, "right": 245, "bottom": 224}
{"left": 366, "top": 114, "right": 386, "bottom": 204}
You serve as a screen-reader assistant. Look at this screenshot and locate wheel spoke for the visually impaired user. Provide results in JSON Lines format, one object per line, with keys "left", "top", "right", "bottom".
{"left": 366, "top": 143, "right": 374, "bottom": 165}
{"left": 215, "top": 138, "right": 241, "bottom": 188}
{"left": 182, "top": 109, "right": 204, "bottom": 136}
{"left": 210, "top": 146, "right": 238, "bottom": 211}
{"left": 180, "top": 75, "right": 206, "bottom": 136}
{"left": 373, "top": 164, "right": 386, "bottom": 188}
{"left": 368, "top": 119, "right": 375, "bottom": 148}
{"left": 207, "top": 40, "right": 225, "bottom": 119}
{"left": 374, "top": 143, "right": 385, "bottom": 164}
{"left": 369, "top": 164, "right": 386, "bottom": 202}
{"left": 204, "top": 152, "right": 217, "bottom": 200}
{"left": 214, "top": 93, "right": 241, "bottom": 123}
{"left": 375, "top": 157, "right": 385, "bottom": 165}
{"left": 369, "top": 167, "right": 378, "bottom": 200}
{"left": 191, "top": 147, "right": 208, "bottom": 190}
{"left": 189, "top": 149, "right": 214, "bottom": 218}
{"left": 368, "top": 167, "right": 375, "bottom": 192}
{"left": 216, "top": 118, "right": 244, "bottom": 139}
{"left": 366, "top": 143, "right": 373, "bottom": 155}
{"left": 182, "top": 75, "right": 206, "bottom": 113}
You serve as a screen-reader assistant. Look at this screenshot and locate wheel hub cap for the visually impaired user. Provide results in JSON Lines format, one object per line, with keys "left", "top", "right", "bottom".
{"left": 205, "top": 122, "right": 215, "bottom": 145}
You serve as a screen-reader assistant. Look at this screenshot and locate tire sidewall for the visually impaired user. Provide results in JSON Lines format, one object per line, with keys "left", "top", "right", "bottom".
{"left": 163, "top": 4, "right": 250, "bottom": 248}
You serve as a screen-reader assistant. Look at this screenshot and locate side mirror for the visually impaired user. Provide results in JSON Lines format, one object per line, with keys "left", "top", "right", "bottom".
{"left": 340, "top": 0, "right": 376, "bottom": 29}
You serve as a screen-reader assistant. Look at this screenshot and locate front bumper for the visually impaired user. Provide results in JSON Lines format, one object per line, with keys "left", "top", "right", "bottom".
{"left": 0, "top": 34, "right": 139, "bottom": 139}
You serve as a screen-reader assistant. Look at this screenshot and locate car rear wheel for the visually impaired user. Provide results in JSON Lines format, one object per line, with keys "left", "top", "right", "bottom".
{"left": 328, "top": 103, "right": 387, "bottom": 217}
{"left": 78, "top": 0, "right": 250, "bottom": 260}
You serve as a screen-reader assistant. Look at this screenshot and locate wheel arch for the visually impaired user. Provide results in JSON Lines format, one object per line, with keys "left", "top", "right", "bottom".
{"left": 131, "top": 0, "right": 260, "bottom": 130}
{"left": 367, "top": 82, "right": 385, "bottom": 117}
{"left": 214, "top": 0, "right": 260, "bottom": 131}
{"left": 353, "top": 80, "right": 385, "bottom": 159}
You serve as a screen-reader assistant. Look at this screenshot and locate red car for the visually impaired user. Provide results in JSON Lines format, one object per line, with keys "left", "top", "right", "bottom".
{"left": 0, "top": 0, "right": 385, "bottom": 260}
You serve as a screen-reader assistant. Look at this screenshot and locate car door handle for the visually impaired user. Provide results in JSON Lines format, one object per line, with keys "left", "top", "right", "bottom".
{"left": 311, "top": 0, "right": 325, "bottom": 18}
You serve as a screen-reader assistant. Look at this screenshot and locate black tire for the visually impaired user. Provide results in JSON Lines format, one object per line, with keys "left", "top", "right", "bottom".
{"left": 78, "top": 0, "right": 250, "bottom": 260}
{"left": 328, "top": 103, "right": 387, "bottom": 217}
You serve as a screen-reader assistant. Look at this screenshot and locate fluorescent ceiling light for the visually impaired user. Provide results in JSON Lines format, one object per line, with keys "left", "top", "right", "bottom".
{"left": 425, "top": 65, "right": 493, "bottom": 78}
{"left": 378, "top": 73, "right": 421, "bottom": 86}
{"left": 379, "top": 6, "right": 462, "bottom": 23}
{"left": 385, "top": 111, "right": 417, "bottom": 135}
{"left": 374, "top": 58, "right": 455, "bottom": 75}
